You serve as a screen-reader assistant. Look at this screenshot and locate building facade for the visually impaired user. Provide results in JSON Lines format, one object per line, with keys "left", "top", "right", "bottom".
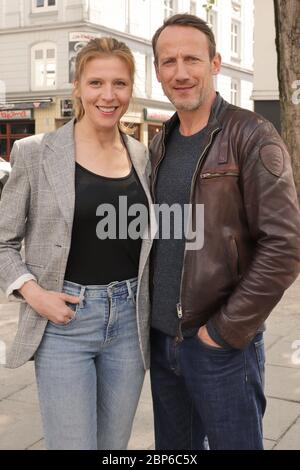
{"left": 252, "top": 0, "right": 281, "bottom": 132}
{"left": 0, "top": 0, "right": 254, "bottom": 160}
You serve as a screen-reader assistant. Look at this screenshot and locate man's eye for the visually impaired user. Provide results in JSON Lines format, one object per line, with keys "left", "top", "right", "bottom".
{"left": 90, "top": 81, "right": 101, "bottom": 86}
{"left": 115, "top": 81, "right": 126, "bottom": 86}
{"left": 186, "top": 57, "right": 199, "bottom": 63}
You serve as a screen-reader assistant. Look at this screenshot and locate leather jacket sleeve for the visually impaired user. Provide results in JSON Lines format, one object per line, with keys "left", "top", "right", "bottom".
{"left": 209, "top": 120, "right": 300, "bottom": 349}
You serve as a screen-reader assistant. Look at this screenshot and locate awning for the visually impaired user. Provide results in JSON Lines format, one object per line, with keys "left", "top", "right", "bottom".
{"left": 0, "top": 98, "right": 53, "bottom": 110}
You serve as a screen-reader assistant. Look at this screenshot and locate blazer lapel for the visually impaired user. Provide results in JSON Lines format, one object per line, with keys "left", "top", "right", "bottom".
{"left": 121, "top": 134, "right": 149, "bottom": 196}
{"left": 42, "top": 120, "right": 76, "bottom": 232}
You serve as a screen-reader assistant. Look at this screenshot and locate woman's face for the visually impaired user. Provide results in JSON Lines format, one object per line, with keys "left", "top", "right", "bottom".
{"left": 74, "top": 56, "right": 133, "bottom": 131}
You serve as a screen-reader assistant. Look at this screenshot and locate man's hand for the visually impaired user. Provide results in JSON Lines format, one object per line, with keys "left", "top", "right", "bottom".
{"left": 19, "top": 280, "right": 80, "bottom": 325}
{"left": 197, "top": 325, "right": 223, "bottom": 348}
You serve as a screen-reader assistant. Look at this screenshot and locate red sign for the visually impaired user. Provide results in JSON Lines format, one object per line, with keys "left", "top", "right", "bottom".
{"left": 0, "top": 110, "right": 32, "bottom": 120}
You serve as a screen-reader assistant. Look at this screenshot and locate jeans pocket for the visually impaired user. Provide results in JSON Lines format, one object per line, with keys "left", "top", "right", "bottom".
{"left": 254, "top": 338, "right": 265, "bottom": 387}
{"left": 48, "top": 293, "right": 79, "bottom": 328}
{"left": 195, "top": 333, "right": 233, "bottom": 353}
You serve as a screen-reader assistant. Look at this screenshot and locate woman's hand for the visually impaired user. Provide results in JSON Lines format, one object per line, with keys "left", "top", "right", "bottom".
{"left": 19, "top": 280, "right": 80, "bottom": 325}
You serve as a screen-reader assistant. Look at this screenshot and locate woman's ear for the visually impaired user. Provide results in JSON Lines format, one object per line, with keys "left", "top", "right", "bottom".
{"left": 73, "top": 80, "right": 80, "bottom": 98}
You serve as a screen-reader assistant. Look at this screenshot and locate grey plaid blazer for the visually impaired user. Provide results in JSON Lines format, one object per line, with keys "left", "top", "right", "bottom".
{"left": 0, "top": 119, "right": 153, "bottom": 369}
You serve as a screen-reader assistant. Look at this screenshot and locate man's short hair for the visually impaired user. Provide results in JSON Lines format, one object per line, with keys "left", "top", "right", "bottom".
{"left": 152, "top": 13, "right": 216, "bottom": 64}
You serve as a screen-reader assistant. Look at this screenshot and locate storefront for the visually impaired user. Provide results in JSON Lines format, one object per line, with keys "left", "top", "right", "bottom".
{"left": 0, "top": 98, "right": 55, "bottom": 160}
{"left": 0, "top": 110, "right": 35, "bottom": 161}
{"left": 144, "top": 107, "right": 174, "bottom": 145}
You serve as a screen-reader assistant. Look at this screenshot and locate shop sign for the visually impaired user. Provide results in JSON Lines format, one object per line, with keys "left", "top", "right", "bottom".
{"left": 144, "top": 107, "right": 174, "bottom": 122}
{"left": 69, "top": 32, "right": 100, "bottom": 82}
{"left": 0, "top": 110, "right": 32, "bottom": 120}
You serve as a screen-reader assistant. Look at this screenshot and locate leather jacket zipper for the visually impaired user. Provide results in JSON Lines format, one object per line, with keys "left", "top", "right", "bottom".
{"left": 151, "top": 124, "right": 166, "bottom": 200}
{"left": 176, "top": 126, "right": 221, "bottom": 342}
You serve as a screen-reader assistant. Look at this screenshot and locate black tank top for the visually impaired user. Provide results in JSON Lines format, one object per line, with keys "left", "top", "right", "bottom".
{"left": 64, "top": 162, "right": 149, "bottom": 285}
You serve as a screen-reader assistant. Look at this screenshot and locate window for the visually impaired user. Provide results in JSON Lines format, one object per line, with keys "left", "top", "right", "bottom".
{"left": 207, "top": 10, "right": 218, "bottom": 40}
{"left": 32, "top": 0, "right": 57, "bottom": 11}
{"left": 231, "top": 21, "right": 240, "bottom": 59}
{"left": 190, "top": 1, "right": 197, "bottom": 15}
{"left": 31, "top": 43, "right": 56, "bottom": 90}
{"left": 164, "top": 0, "right": 176, "bottom": 19}
{"left": 230, "top": 79, "right": 240, "bottom": 106}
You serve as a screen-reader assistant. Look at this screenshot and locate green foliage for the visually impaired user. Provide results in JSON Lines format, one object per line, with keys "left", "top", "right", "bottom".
{"left": 202, "top": 0, "right": 216, "bottom": 12}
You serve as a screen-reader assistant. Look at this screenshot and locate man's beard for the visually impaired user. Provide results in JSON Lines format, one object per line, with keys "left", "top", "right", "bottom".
{"left": 163, "top": 87, "right": 205, "bottom": 112}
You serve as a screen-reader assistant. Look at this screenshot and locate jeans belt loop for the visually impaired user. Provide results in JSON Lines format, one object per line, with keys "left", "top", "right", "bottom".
{"left": 79, "top": 285, "right": 86, "bottom": 308}
{"left": 126, "top": 279, "right": 133, "bottom": 301}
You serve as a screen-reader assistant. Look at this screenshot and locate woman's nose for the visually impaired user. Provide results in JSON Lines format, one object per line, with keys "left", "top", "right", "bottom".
{"left": 101, "top": 85, "right": 115, "bottom": 101}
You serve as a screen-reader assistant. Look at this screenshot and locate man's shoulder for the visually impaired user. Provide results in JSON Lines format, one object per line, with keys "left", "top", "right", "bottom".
{"left": 222, "top": 103, "right": 269, "bottom": 128}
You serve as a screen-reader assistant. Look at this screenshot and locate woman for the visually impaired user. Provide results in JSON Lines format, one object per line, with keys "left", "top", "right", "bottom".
{"left": 0, "top": 38, "right": 153, "bottom": 450}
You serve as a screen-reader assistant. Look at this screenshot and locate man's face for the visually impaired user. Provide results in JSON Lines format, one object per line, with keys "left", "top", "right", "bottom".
{"left": 155, "top": 26, "right": 221, "bottom": 112}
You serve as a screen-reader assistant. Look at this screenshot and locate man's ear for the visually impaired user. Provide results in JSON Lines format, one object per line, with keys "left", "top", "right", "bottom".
{"left": 154, "top": 60, "right": 161, "bottom": 83}
{"left": 211, "top": 53, "right": 222, "bottom": 75}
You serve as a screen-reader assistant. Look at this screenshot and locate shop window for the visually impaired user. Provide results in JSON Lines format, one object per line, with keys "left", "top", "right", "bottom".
{"left": 122, "top": 122, "right": 141, "bottom": 141}
{"left": 61, "top": 99, "right": 74, "bottom": 118}
{"left": 0, "top": 121, "right": 35, "bottom": 161}
{"left": 31, "top": 42, "right": 56, "bottom": 90}
{"left": 148, "top": 124, "right": 162, "bottom": 146}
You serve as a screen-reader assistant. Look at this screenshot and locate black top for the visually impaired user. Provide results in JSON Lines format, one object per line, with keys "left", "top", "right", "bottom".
{"left": 64, "top": 162, "right": 148, "bottom": 285}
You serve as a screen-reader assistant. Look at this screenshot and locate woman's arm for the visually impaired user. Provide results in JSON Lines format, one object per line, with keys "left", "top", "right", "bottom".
{"left": 0, "top": 141, "right": 36, "bottom": 300}
{"left": 0, "top": 141, "right": 79, "bottom": 323}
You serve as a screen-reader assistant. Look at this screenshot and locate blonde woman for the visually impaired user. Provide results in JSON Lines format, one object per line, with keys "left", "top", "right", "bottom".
{"left": 0, "top": 38, "right": 153, "bottom": 450}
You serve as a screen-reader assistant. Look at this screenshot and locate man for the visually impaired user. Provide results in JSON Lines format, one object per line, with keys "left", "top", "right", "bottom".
{"left": 149, "top": 14, "right": 300, "bottom": 450}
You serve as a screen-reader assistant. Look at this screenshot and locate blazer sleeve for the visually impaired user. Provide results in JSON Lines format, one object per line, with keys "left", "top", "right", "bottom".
{"left": 0, "top": 141, "right": 36, "bottom": 302}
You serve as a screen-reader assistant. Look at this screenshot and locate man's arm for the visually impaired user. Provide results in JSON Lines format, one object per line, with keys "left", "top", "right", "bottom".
{"left": 207, "top": 120, "right": 300, "bottom": 349}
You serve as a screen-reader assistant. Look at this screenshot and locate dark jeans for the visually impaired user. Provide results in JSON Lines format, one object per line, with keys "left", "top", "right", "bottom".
{"left": 150, "top": 328, "right": 266, "bottom": 450}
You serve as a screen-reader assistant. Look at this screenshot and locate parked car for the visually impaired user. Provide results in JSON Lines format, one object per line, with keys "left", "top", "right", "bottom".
{"left": 0, "top": 157, "right": 11, "bottom": 199}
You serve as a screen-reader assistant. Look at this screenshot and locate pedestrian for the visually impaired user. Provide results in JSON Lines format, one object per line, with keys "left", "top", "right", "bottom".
{"left": 0, "top": 37, "right": 153, "bottom": 450}
{"left": 149, "top": 14, "right": 300, "bottom": 450}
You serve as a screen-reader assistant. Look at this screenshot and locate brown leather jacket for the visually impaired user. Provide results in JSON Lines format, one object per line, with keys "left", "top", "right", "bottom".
{"left": 149, "top": 94, "right": 300, "bottom": 349}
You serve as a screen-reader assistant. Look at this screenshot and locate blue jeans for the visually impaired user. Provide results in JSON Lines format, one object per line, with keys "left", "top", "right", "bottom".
{"left": 150, "top": 328, "right": 266, "bottom": 450}
{"left": 34, "top": 278, "right": 145, "bottom": 450}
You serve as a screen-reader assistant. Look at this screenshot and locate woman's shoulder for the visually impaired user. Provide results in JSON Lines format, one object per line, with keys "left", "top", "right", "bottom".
{"left": 15, "top": 120, "right": 74, "bottom": 155}
{"left": 122, "top": 133, "right": 148, "bottom": 155}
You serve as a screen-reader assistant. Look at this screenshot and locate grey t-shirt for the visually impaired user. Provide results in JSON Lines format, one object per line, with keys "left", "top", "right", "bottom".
{"left": 151, "top": 123, "right": 207, "bottom": 337}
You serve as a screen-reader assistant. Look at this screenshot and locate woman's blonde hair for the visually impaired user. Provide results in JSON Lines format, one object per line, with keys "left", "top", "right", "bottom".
{"left": 73, "top": 37, "right": 135, "bottom": 135}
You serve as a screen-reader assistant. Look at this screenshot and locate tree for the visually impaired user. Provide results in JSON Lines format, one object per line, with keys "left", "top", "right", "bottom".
{"left": 274, "top": 0, "right": 300, "bottom": 201}
{"left": 202, "top": 0, "right": 216, "bottom": 11}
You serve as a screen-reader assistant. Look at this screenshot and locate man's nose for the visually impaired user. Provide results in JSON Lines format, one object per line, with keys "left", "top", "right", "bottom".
{"left": 174, "top": 62, "right": 190, "bottom": 82}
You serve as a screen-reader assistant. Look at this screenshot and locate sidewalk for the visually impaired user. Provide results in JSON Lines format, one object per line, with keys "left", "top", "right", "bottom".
{"left": 1, "top": 277, "right": 300, "bottom": 450}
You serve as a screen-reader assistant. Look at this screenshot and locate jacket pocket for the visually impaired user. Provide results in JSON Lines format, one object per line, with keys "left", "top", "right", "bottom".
{"left": 26, "top": 262, "right": 45, "bottom": 269}
{"left": 225, "top": 236, "right": 240, "bottom": 284}
{"left": 200, "top": 170, "right": 239, "bottom": 179}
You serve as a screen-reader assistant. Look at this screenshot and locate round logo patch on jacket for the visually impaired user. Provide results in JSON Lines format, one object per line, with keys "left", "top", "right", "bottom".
{"left": 259, "top": 144, "right": 284, "bottom": 177}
